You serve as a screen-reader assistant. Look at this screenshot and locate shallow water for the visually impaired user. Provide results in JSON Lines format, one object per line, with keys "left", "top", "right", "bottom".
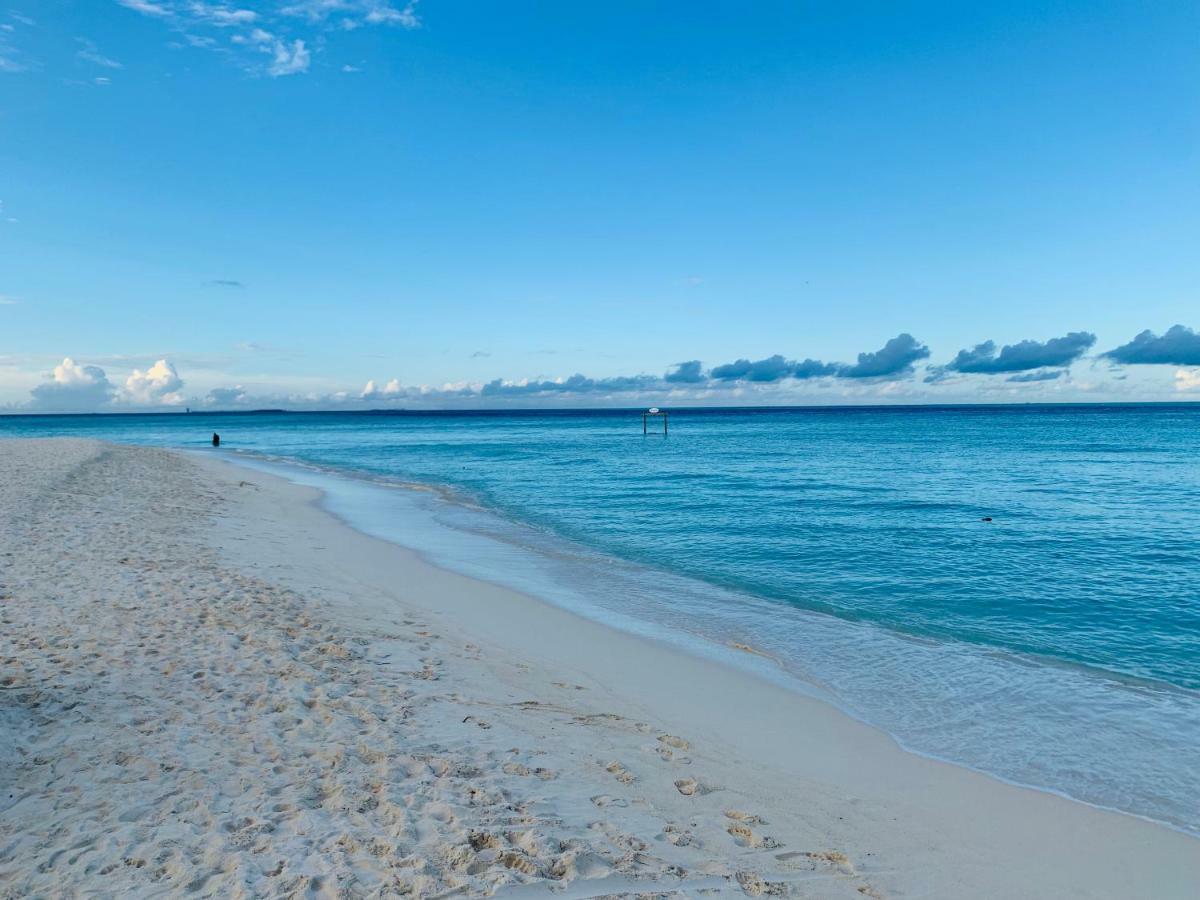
{"left": 5, "top": 405, "right": 1199, "bottom": 834}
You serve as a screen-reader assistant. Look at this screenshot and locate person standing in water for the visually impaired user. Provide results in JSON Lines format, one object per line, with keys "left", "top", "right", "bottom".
{"left": 212, "top": 433, "right": 220, "bottom": 447}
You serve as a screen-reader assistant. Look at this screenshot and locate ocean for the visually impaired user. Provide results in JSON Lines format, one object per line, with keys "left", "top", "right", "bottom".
{"left": 4, "top": 405, "right": 1198, "bottom": 834}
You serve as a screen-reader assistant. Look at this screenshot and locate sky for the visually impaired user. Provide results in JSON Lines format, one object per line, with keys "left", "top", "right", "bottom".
{"left": 1, "top": 0, "right": 1198, "bottom": 411}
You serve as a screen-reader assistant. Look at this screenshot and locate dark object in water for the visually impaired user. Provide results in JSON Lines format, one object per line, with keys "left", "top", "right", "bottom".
{"left": 212, "top": 433, "right": 220, "bottom": 447}
{"left": 981, "top": 516, "right": 992, "bottom": 522}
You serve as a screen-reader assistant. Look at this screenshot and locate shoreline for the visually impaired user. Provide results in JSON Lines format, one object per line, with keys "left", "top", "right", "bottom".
{"left": 192, "top": 447, "right": 1200, "bottom": 895}
{"left": 214, "top": 446, "right": 1200, "bottom": 840}
{"left": 3, "top": 439, "right": 1197, "bottom": 897}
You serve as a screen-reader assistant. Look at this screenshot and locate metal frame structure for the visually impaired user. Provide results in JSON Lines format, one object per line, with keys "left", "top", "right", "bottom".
{"left": 642, "top": 408, "right": 668, "bottom": 435}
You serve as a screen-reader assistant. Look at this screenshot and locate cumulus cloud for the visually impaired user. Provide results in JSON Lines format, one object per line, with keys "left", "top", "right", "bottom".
{"left": 946, "top": 332, "right": 1095, "bottom": 374}
{"left": 361, "top": 377, "right": 405, "bottom": 400}
{"left": 29, "top": 358, "right": 115, "bottom": 411}
{"left": 839, "top": 333, "right": 930, "bottom": 379}
{"left": 480, "top": 373, "right": 660, "bottom": 397}
{"left": 1006, "top": 369, "right": 1065, "bottom": 383}
{"left": 123, "top": 359, "right": 185, "bottom": 405}
{"left": 1176, "top": 369, "right": 1200, "bottom": 392}
{"left": 710, "top": 355, "right": 795, "bottom": 383}
{"left": 266, "top": 37, "right": 309, "bottom": 75}
{"left": 1103, "top": 325, "right": 1200, "bottom": 366}
{"left": 664, "top": 360, "right": 705, "bottom": 384}
{"left": 698, "top": 337, "right": 924, "bottom": 386}
{"left": 205, "top": 386, "right": 249, "bottom": 406}
{"left": 793, "top": 358, "right": 842, "bottom": 379}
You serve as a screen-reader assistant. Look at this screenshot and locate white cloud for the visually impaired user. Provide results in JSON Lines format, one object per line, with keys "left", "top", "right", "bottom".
{"left": 123, "top": 359, "right": 185, "bottom": 405}
{"left": 0, "top": 294, "right": 18, "bottom": 305}
{"left": 361, "top": 377, "right": 404, "bottom": 400}
{"left": 1175, "top": 368, "right": 1200, "bottom": 392}
{"left": 29, "top": 358, "right": 116, "bottom": 411}
{"left": 266, "top": 37, "right": 309, "bottom": 76}
{"left": 113, "top": 0, "right": 419, "bottom": 77}
{"left": 365, "top": 2, "right": 419, "bottom": 28}
{"left": 116, "top": 0, "right": 172, "bottom": 17}
{"left": 282, "top": 1, "right": 420, "bottom": 29}
{"left": 76, "top": 38, "right": 123, "bottom": 69}
{"left": 1, "top": 11, "right": 30, "bottom": 73}
{"left": 188, "top": 3, "right": 259, "bottom": 27}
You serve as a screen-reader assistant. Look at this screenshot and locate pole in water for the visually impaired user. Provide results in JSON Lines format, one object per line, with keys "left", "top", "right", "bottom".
{"left": 212, "top": 433, "right": 220, "bottom": 447}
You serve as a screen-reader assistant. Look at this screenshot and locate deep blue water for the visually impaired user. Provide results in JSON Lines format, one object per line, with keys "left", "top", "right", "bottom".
{"left": 4, "top": 405, "right": 1199, "bottom": 833}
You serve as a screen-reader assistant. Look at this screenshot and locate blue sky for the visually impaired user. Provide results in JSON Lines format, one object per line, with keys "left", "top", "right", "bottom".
{"left": 1, "top": 1, "right": 1198, "bottom": 410}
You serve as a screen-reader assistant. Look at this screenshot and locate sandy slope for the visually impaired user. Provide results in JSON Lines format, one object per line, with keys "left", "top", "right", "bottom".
{"left": 1, "top": 439, "right": 1197, "bottom": 898}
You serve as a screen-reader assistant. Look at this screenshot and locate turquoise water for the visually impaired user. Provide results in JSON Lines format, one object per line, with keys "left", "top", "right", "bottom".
{"left": 4, "top": 405, "right": 1199, "bottom": 833}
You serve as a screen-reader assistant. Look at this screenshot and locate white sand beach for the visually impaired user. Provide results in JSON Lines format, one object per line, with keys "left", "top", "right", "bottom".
{"left": 2, "top": 438, "right": 1198, "bottom": 898}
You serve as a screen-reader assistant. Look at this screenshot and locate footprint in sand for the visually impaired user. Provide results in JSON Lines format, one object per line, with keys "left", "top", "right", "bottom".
{"left": 775, "top": 849, "right": 856, "bottom": 875}
{"left": 503, "top": 762, "right": 556, "bottom": 780}
{"left": 674, "top": 776, "right": 718, "bottom": 796}
{"left": 604, "top": 761, "right": 636, "bottom": 784}
{"left": 735, "top": 871, "right": 786, "bottom": 896}
{"left": 725, "top": 809, "right": 766, "bottom": 826}
{"left": 590, "top": 794, "right": 628, "bottom": 808}
{"left": 726, "top": 823, "right": 781, "bottom": 849}
{"left": 661, "top": 823, "right": 697, "bottom": 847}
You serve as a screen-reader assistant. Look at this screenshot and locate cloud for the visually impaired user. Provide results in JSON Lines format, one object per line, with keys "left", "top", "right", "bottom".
{"left": 664, "top": 360, "right": 705, "bottom": 384}
{"left": 1176, "top": 368, "right": 1200, "bottom": 392}
{"left": 188, "top": 3, "right": 259, "bottom": 27}
{"left": 205, "top": 385, "right": 249, "bottom": 406}
{"left": 1103, "top": 325, "right": 1200, "bottom": 366}
{"left": 29, "top": 358, "right": 116, "bottom": 411}
{"left": 793, "top": 358, "right": 842, "bottom": 379}
{"left": 116, "top": 0, "right": 171, "bottom": 17}
{"left": 710, "top": 355, "right": 796, "bottom": 383}
{"left": 470, "top": 350, "right": 491, "bottom": 359}
{"left": 266, "top": 37, "right": 309, "bottom": 76}
{"left": 946, "top": 332, "right": 1096, "bottom": 374}
{"left": 1006, "top": 369, "right": 1065, "bottom": 383}
{"left": 480, "top": 373, "right": 660, "bottom": 397}
{"left": 839, "top": 333, "right": 930, "bottom": 379}
{"left": 115, "top": 0, "right": 418, "bottom": 77}
{"left": 282, "top": 1, "right": 421, "bottom": 29}
{"left": 1, "top": 11, "right": 32, "bottom": 73}
{"left": 699, "top": 339, "right": 921, "bottom": 386}
{"left": 361, "top": 377, "right": 404, "bottom": 400}
{"left": 0, "top": 294, "right": 18, "bottom": 305}
{"left": 76, "top": 38, "right": 122, "bottom": 69}
{"left": 123, "top": 359, "right": 185, "bottom": 405}
{"left": 207, "top": 278, "right": 244, "bottom": 287}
